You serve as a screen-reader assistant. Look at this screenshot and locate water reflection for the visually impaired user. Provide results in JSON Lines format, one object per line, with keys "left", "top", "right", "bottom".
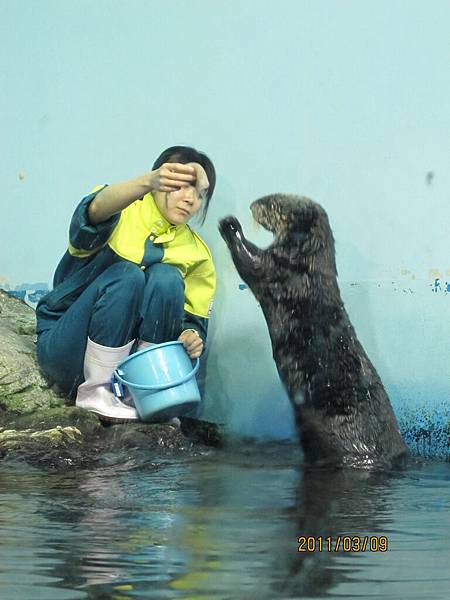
{"left": 0, "top": 447, "right": 449, "bottom": 599}
{"left": 278, "top": 467, "right": 398, "bottom": 597}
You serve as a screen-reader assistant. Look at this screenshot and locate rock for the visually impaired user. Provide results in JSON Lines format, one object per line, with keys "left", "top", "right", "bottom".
{"left": 0, "top": 290, "right": 64, "bottom": 413}
{"left": 0, "top": 291, "right": 222, "bottom": 469}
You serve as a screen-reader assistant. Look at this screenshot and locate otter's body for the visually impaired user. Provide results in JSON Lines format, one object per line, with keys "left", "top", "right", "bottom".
{"left": 219, "top": 195, "right": 408, "bottom": 468}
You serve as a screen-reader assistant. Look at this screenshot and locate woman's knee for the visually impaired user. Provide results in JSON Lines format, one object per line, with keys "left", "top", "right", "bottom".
{"left": 104, "top": 261, "right": 146, "bottom": 294}
{"left": 92, "top": 262, "right": 145, "bottom": 334}
{"left": 146, "top": 263, "right": 184, "bottom": 298}
{"left": 140, "top": 265, "right": 185, "bottom": 342}
{"left": 96, "top": 263, "right": 146, "bottom": 312}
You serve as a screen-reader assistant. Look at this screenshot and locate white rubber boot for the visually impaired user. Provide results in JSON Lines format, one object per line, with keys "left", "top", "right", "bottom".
{"left": 76, "top": 337, "right": 138, "bottom": 422}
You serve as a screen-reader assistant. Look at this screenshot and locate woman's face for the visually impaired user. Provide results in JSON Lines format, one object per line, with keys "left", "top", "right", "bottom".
{"left": 153, "top": 185, "right": 204, "bottom": 225}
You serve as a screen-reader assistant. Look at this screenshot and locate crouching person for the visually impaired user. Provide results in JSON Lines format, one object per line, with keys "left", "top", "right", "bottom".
{"left": 36, "top": 146, "right": 216, "bottom": 423}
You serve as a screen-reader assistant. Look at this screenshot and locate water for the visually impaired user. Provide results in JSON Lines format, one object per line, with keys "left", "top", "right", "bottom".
{"left": 1, "top": 443, "right": 449, "bottom": 599}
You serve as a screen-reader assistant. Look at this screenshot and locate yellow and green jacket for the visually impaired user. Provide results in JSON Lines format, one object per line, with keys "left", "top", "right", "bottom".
{"left": 36, "top": 186, "right": 216, "bottom": 341}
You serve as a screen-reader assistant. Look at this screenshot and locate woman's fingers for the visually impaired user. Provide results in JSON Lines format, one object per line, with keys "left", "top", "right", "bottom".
{"left": 151, "top": 163, "right": 201, "bottom": 192}
{"left": 187, "top": 163, "right": 209, "bottom": 198}
{"left": 178, "top": 330, "right": 203, "bottom": 359}
{"left": 150, "top": 162, "right": 198, "bottom": 194}
{"left": 160, "top": 163, "right": 196, "bottom": 185}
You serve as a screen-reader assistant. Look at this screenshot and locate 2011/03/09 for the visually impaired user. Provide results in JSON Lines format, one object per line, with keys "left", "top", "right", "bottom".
{"left": 297, "top": 535, "right": 389, "bottom": 553}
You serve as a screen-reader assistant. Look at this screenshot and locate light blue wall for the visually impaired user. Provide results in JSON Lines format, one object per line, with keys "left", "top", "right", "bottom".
{"left": 2, "top": 1, "right": 449, "bottom": 454}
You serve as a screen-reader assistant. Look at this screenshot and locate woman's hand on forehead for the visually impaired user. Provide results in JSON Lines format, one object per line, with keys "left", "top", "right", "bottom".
{"left": 187, "top": 162, "right": 209, "bottom": 197}
{"left": 150, "top": 162, "right": 196, "bottom": 192}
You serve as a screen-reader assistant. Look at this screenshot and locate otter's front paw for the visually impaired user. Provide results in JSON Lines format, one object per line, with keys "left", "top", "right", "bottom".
{"left": 218, "top": 215, "right": 243, "bottom": 244}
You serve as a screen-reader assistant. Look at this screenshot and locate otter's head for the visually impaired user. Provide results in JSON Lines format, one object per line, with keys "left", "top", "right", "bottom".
{"left": 250, "top": 194, "right": 334, "bottom": 258}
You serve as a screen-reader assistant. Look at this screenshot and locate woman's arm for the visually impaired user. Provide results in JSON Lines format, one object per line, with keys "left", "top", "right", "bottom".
{"left": 88, "top": 163, "right": 196, "bottom": 225}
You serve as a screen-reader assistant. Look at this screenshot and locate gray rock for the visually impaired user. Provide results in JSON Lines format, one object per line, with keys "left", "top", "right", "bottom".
{"left": 0, "top": 291, "right": 222, "bottom": 469}
{"left": 0, "top": 290, "right": 63, "bottom": 414}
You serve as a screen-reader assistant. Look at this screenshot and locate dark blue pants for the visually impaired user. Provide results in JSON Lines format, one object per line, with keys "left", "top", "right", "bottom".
{"left": 37, "top": 261, "right": 185, "bottom": 398}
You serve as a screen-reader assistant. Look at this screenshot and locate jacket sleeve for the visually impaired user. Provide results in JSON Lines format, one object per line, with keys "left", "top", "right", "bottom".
{"left": 182, "top": 312, "right": 209, "bottom": 345}
{"left": 69, "top": 185, "right": 120, "bottom": 254}
{"left": 182, "top": 256, "right": 216, "bottom": 345}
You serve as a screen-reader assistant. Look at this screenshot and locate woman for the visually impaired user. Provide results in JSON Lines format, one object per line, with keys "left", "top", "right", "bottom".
{"left": 36, "top": 146, "right": 216, "bottom": 422}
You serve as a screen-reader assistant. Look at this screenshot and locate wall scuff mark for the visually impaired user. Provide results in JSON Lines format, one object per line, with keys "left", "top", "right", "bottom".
{"left": 397, "top": 403, "right": 450, "bottom": 459}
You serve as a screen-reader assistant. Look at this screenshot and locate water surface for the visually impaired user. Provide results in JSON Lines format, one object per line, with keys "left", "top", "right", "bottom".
{"left": 1, "top": 443, "right": 449, "bottom": 599}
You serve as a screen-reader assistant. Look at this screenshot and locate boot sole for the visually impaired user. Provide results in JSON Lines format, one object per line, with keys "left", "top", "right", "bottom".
{"left": 89, "top": 410, "right": 139, "bottom": 424}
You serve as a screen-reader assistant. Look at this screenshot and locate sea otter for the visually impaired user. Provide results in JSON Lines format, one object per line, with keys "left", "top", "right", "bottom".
{"left": 219, "top": 194, "right": 408, "bottom": 468}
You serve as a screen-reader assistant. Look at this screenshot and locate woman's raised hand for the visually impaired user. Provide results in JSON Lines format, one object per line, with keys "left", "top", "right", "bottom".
{"left": 150, "top": 163, "right": 196, "bottom": 192}
{"left": 88, "top": 163, "right": 200, "bottom": 226}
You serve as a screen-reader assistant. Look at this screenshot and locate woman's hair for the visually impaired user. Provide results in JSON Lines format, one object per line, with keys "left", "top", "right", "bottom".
{"left": 152, "top": 145, "right": 216, "bottom": 224}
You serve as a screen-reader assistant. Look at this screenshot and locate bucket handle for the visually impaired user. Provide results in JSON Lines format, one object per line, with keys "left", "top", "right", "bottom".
{"left": 113, "top": 358, "right": 199, "bottom": 392}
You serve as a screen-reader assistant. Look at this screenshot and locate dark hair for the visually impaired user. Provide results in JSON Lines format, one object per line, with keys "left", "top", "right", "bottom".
{"left": 152, "top": 145, "right": 216, "bottom": 224}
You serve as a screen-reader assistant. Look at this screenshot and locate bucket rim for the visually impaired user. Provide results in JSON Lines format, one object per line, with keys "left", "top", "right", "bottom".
{"left": 113, "top": 341, "right": 200, "bottom": 391}
{"left": 132, "top": 340, "right": 185, "bottom": 360}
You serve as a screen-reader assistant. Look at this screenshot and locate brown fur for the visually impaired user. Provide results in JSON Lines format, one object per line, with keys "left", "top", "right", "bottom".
{"left": 219, "top": 194, "right": 408, "bottom": 468}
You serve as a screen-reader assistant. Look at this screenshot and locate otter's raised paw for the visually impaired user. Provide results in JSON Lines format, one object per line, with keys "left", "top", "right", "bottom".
{"left": 218, "top": 215, "right": 243, "bottom": 243}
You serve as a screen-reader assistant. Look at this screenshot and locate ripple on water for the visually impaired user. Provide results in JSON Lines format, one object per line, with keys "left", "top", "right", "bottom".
{"left": 0, "top": 446, "right": 449, "bottom": 599}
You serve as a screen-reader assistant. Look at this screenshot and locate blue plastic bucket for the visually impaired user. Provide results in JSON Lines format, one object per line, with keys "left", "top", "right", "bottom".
{"left": 113, "top": 341, "right": 200, "bottom": 422}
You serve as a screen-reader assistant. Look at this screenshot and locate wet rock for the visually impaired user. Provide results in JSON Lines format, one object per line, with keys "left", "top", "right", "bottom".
{"left": 0, "top": 290, "right": 64, "bottom": 414}
{"left": 0, "top": 291, "right": 222, "bottom": 469}
{"left": 180, "top": 415, "right": 223, "bottom": 447}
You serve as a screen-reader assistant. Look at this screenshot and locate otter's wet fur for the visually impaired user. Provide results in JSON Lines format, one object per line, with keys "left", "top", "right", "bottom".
{"left": 219, "top": 194, "right": 408, "bottom": 468}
